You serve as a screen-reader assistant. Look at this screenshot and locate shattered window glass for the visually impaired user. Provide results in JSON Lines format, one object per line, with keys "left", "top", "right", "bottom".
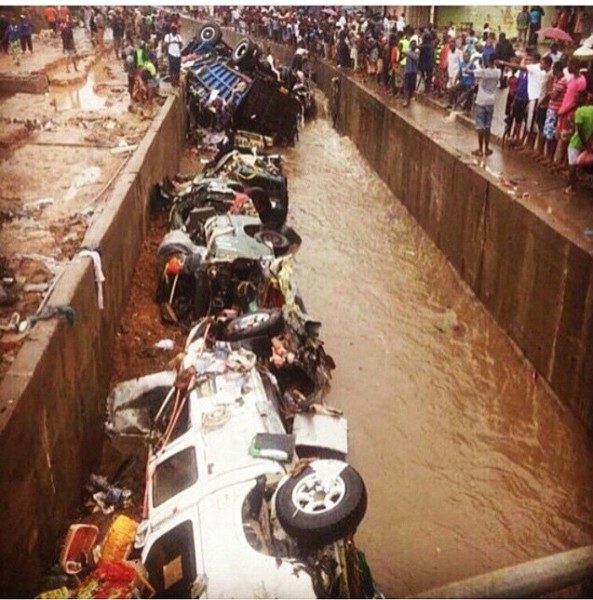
{"left": 153, "top": 447, "right": 198, "bottom": 507}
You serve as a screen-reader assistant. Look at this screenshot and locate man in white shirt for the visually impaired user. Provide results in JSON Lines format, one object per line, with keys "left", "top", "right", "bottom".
{"left": 545, "top": 42, "right": 563, "bottom": 65}
{"left": 163, "top": 24, "right": 182, "bottom": 86}
{"left": 472, "top": 55, "right": 501, "bottom": 156}
{"left": 231, "top": 7, "right": 241, "bottom": 33}
{"left": 446, "top": 39, "right": 463, "bottom": 92}
{"left": 524, "top": 53, "right": 551, "bottom": 146}
{"left": 396, "top": 14, "right": 406, "bottom": 33}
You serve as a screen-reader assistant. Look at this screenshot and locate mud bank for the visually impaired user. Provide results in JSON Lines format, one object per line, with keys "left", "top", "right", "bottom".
{"left": 0, "top": 92, "right": 185, "bottom": 596}
{"left": 211, "top": 24, "right": 593, "bottom": 433}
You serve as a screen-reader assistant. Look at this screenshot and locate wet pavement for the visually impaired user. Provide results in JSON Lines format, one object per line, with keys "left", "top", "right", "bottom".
{"left": 49, "top": 61, "right": 127, "bottom": 113}
{"left": 283, "top": 113, "right": 593, "bottom": 596}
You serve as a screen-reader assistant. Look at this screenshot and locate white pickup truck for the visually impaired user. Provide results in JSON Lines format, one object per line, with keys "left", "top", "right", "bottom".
{"left": 107, "top": 326, "right": 371, "bottom": 598}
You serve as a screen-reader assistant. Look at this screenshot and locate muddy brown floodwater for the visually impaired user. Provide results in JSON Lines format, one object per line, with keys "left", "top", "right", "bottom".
{"left": 282, "top": 114, "right": 593, "bottom": 597}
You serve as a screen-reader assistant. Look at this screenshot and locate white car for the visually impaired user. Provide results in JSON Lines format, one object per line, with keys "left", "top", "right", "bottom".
{"left": 107, "top": 326, "right": 370, "bottom": 599}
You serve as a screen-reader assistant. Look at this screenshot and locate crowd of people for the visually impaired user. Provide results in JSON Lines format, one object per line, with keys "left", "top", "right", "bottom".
{"left": 212, "top": 5, "right": 593, "bottom": 194}
{"left": 0, "top": 12, "right": 34, "bottom": 65}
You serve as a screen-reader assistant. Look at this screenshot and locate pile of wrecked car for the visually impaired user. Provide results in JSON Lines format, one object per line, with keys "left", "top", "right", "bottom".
{"left": 182, "top": 23, "right": 315, "bottom": 146}
{"left": 37, "top": 28, "right": 378, "bottom": 600}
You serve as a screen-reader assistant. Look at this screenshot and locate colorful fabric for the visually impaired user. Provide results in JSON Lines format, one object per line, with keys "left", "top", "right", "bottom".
{"left": 543, "top": 108, "right": 558, "bottom": 140}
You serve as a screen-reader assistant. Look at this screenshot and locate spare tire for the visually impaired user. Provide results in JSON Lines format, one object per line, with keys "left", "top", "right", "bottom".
{"left": 254, "top": 230, "right": 290, "bottom": 256}
{"left": 274, "top": 460, "right": 367, "bottom": 548}
{"left": 232, "top": 38, "right": 257, "bottom": 69}
{"left": 196, "top": 22, "right": 222, "bottom": 46}
{"left": 224, "top": 309, "right": 284, "bottom": 341}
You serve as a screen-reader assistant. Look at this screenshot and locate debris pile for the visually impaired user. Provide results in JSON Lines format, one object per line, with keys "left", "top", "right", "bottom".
{"left": 38, "top": 27, "right": 379, "bottom": 599}
{"left": 183, "top": 22, "right": 315, "bottom": 146}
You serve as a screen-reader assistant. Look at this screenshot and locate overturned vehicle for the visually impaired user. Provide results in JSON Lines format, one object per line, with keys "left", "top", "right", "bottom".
{"left": 182, "top": 23, "right": 314, "bottom": 145}
{"left": 106, "top": 322, "right": 375, "bottom": 598}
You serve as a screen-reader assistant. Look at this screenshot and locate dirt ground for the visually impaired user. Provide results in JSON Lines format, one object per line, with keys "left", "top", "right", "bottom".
{"left": 0, "top": 27, "right": 93, "bottom": 78}
{"left": 110, "top": 147, "right": 205, "bottom": 386}
{"left": 0, "top": 31, "right": 164, "bottom": 379}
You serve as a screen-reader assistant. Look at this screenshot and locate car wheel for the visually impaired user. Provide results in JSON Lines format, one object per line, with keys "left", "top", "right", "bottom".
{"left": 224, "top": 309, "right": 284, "bottom": 341}
{"left": 232, "top": 38, "right": 257, "bottom": 68}
{"left": 274, "top": 460, "right": 367, "bottom": 548}
{"left": 254, "top": 230, "right": 290, "bottom": 256}
{"left": 197, "top": 22, "right": 222, "bottom": 46}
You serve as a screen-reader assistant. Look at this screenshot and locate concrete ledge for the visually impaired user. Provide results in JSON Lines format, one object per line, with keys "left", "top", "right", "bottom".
{"left": 0, "top": 72, "right": 49, "bottom": 94}
{"left": 0, "top": 93, "right": 185, "bottom": 597}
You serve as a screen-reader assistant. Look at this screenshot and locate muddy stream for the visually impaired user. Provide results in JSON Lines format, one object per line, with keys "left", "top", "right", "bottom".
{"left": 277, "top": 115, "right": 593, "bottom": 596}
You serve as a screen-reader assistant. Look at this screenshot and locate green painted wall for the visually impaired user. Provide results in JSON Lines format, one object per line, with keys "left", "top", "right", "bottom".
{"left": 434, "top": 5, "right": 554, "bottom": 37}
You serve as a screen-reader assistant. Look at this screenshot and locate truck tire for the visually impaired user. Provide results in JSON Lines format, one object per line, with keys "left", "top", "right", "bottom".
{"left": 224, "top": 309, "right": 284, "bottom": 341}
{"left": 232, "top": 38, "right": 257, "bottom": 69}
{"left": 197, "top": 23, "right": 222, "bottom": 46}
{"left": 254, "top": 230, "right": 290, "bottom": 256}
{"left": 274, "top": 460, "right": 367, "bottom": 548}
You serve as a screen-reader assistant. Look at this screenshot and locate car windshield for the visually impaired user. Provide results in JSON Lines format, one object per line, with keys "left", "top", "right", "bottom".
{"left": 153, "top": 447, "right": 198, "bottom": 507}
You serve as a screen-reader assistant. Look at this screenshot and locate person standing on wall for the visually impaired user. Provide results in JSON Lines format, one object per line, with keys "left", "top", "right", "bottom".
{"left": 528, "top": 6, "right": 544, "bottom": 47}
{"left": 111, "top": 8, "right": 125, "bottom": 59}
{"left": 94, "top": 8, "right": 105, "bottom": 52}
{"left": 472, "top": 54, "right": 501, "bottom": 157}
{"left": 403, "top": 38, "right": 419, "bottom": 107}
{"left": 163, "top": 24, "right": 182, "bottom": 87}
{"left": 516, "top": 6, "right": 530, "bottom": 46}
{"left": 18, "top": 14, "right": 32, "bottom": 55}
{"left": 61, "top": 19, "right": 78, "bottom": 73}
{"left": 43, "top": 5, "right": 58, "bottom": 36}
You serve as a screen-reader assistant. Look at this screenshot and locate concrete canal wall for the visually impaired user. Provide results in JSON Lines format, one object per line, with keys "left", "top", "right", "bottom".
{"left": 311, "top": 61, "right": 593, "bottom": 432}
{"left": 215, "top": 26, "right": 593, "bottom": 432}
{"left": 0, "top": 94, "right": 185, "bottom": 596}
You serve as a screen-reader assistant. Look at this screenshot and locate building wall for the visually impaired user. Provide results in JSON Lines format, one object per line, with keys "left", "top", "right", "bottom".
{"left": 434, "top": 5, "right": 554, "bottom": 37}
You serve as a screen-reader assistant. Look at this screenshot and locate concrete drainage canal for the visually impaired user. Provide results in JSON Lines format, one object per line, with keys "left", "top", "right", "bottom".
{"left": 1, "top": 26, "right": 593, "bottom": 600}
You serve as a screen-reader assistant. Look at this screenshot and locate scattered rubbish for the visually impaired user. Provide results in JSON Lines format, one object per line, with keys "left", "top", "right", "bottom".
{"left": 110, "top": 143, "right": 138, "bottom": 155}
{"left": 59, "top": 524, "right": 99, "bottom": 575}
{"left": 248, "top": 432, "right": 295, "bottom": 462}
{"left": 101, "top": 516, "right": 138, "bottom": 562}
{"left": 36, "top": 587, "right": 70, "bottom": 599}
{"left": 76, "top": 560, "right": 149, "bottom": 599}
{"left": 25, "top": 197, "right": 54, "bottom": 210}
{"left": 78, "top": 249, "right": 105, "bottom": 310}
{"left": 24, "top": 283, "right": 50, "bottom": 293}
{"left": 154, "top": 338, "right": 175, "bottom": 351}
{"left": 2, "top": 304, "right": 76, "bottom": 334}
{"left": 65, "top": 166, "right": 102, "bottom": 202}
{"left": 86, "top": 473, "right": 132, "bottom": 515}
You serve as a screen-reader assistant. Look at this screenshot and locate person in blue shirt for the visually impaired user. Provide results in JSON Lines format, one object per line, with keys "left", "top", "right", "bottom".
{"left": 528, "top": 6, "right": 544, "bottom": 46}
{"left": 482, "top": 33, "right": 496, "bottom": 64}
{"left": 6, "top": 18, "right": 20, "bottom": 64}
{"left": 403, "top": 38, "right": 419, "bottom": 107}
{"left": 18, "top": 15, "right": 32, "bottom": 54}
{"left": 510, "top": 68, "right": 530, "bottom": 144}
{"left": 453, "top": 50, "right": 476, "bottom": 111}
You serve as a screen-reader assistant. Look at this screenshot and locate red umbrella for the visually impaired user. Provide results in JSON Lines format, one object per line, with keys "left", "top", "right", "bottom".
{"left": 536, "top": 27, "right": 573, "bottom": 43}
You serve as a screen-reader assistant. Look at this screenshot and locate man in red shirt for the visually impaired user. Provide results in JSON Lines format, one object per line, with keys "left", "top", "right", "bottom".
{"left": 43, "top": 5, "right": 57, "bottom": 34}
